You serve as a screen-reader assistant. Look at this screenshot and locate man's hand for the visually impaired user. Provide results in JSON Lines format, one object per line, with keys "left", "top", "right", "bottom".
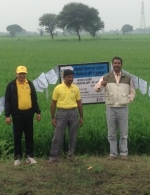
{"left": 101, "top": 79, "right": 107, "bottom": 87}
{"left": 79, "top": 118, "right": 83, "bottom": 127}
{"left": 36, "top": 114, "right": 41, "bottom": 122}
{"left": 5, "top": 117, "right": 11, "bottom": 125}
{"left": 52, "top": 118, "right": 57, "bottom": 127}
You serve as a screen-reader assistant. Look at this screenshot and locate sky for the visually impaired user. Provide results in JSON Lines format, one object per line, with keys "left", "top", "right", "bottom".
{"left": 0, "top": 0, "right": 149, "bottom": 32}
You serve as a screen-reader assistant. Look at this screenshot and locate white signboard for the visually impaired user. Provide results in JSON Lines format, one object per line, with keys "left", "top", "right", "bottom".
{"left": 59, "top": 62, "right": 110, "bottom": 104}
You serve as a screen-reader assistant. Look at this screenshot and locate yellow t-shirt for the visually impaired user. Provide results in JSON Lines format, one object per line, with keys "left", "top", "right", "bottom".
{"left": 16, "top": 79, "right": 32, "bottom": 110}
{"left": 52, "top": 82, "right": 81, "bottom": 109}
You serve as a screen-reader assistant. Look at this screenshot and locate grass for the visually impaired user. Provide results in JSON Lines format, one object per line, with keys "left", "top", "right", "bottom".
{"left": 0, "top": 155, "right": 150, "bottom": 195}
{"left": 0, "top": 34, "right": 150, "bottom": 156}
{"left": 0, "top": 34, "right": 150, "bottom": 194}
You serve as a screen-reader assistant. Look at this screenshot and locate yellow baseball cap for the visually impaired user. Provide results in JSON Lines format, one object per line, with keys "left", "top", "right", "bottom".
{"left": 16, "top": 66, "right": 28, "bottom": 73}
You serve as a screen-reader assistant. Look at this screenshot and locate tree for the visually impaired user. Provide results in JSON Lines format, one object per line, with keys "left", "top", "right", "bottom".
{"left": 37, "top": 28, "right": 44, "bottom": 37}
{"left": 6, "top": 24, "right": 22, "bottom": 37}
{"left": 121, "top": 24, "right": 133, "bottom": 34}
{"left": 20, "top": 29, "right": 27, "bottom": 34}
{"left": 57, "top": 3, "right": 90, "bottom": 41}
{"left": 57, "top": 3, "right": 104, "bottom": 41}
{"left": 39, "top": 14, "right": 57, "bottom": 39}
{"left": 84, "top": 8, "right": 104, "bottom": 38}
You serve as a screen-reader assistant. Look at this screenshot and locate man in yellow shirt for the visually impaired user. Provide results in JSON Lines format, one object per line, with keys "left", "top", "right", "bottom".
{"left": 5, "top": 66, "right": 41, "bottom": 165}
{"left": 50, "top": 69, "right": 83, "bottom": 162}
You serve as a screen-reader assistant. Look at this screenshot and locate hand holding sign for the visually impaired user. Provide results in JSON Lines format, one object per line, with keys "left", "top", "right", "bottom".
{"left": 101, "top": 77, "right": 107, "bottom": 87}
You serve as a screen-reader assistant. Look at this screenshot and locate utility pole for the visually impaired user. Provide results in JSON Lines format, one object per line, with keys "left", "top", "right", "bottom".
{"left": 140, "top": 0, "right": 146, "bottom": 29}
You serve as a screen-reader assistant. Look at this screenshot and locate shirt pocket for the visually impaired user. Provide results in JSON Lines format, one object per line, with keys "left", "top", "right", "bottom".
{"left": 119, "top": 93, "right": 130, "bottom": 104}
{"left": 105, "top": 92, "right": 114, "bottom": 105}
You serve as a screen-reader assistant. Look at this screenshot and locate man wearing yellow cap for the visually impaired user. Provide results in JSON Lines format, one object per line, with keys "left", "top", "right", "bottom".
{"left": 5, "top": 66, "right": 41, "bottom": 165}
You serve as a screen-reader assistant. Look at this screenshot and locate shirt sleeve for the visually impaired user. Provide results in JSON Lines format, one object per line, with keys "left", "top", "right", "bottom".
{"left": 52, "top": 87, "right": 59, "bottom": 100}
{"left": 129, "top": 78, "right": 136, "bottom": 102}
{"left": 94, "top": 76, "right": 104, "bottom": 92}
{"left": 76, "top": 87, "right": 81, "bottom": 100}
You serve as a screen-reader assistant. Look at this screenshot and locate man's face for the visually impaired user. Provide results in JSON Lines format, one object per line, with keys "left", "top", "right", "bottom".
{"left": 64, "top": 75, "right": 74, "bottom": 85}
{"left": 112, "top": 59, "right": 122, "bottom": 72}
{"left": 16, "top": 73, "right": 26, "bottom": 82}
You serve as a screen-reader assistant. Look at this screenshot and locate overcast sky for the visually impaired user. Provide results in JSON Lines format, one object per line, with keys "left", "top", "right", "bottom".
{"left": 0, "top": 0, "right": 149, "bottom": 32}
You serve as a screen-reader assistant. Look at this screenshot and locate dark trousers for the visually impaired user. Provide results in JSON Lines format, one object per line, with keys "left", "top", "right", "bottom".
{"left": 12, "top": 108, "right": 34, "bottom": 159}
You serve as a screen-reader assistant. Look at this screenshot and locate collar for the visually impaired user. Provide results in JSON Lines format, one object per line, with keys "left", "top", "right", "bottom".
{"left": 62, "top": 82, "right": 73, "bottom": 87}
{"left": 113, "top": 71, "right": 121, "bottom": 76}
{"left": 108, "top": 70, "right": 125, "bottom": 78}
{"left": 16, "top": 78, "right": 28, "bottom": 84}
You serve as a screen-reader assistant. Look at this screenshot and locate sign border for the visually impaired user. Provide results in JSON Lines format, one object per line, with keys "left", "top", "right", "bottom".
{"left": 58, "top": 62, "right": 110, "bottom": 105}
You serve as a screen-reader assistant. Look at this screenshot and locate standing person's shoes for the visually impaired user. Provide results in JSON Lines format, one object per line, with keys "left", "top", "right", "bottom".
{"left": 66, "top": 152, "right": 76, "bottom": 162}
{"left": 26, "top": 156, "right": 37, "bottom": 164}
{"left": 14, "top": 159, "right": 21, "bottom": 166}
{"left": 107, "top": 156, "right": 117, "bottom": 160}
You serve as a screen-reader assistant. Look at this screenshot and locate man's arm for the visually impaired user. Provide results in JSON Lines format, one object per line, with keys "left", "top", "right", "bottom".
{"left": 129, "top": 78, "right": 136, "bottom": 102}
{"left": 76, "top": 99, "right": 83, "bottom": 127}
{"left": 94, "top": 76, "right": 106, "bottom": 92}
{"left": 5, "top": 83, "right": 11, "bottom": 125}
{"left": 51, "top": 99, "right": 57, "bottom": 127}
{"left": 5, "top": 84, "right": 11, "bottom": 117}
{"left": 30, "top": 81, "right": 41, "bottom": 114}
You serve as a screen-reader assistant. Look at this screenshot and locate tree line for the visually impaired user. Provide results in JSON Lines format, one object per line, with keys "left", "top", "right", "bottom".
{"left": 6, "top": 2, "right": 104, "bottom": 41}
{"left": 5, "top": 3, "right": 134, "bottom": 41}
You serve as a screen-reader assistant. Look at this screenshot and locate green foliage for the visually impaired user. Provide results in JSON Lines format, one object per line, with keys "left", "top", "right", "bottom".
{"left": 84, "top": 8, "right": 104, "bottom": 38}
{"left": 87, "top": 20, "right": 104, "bottom": 38}
{"left": 92, "top": 164, "right": 104, "bottom": 173}
{"left": 6, "top": 24, "right": 22, "bottom": 37}
{"left": 57, "top": 3, "right": 103, "bottom": 41}
{"left": 0, "top": 34, "right": 150, "bottom": 157}
{"left": 37, "top": 28, "right": 44, "bottom": 37}
{"left": 39, "top": 13, "right": 57, "bottom": 39}
{"left": 58, "top": 3, "right": 89, "bottom": 41}
{"left": 121, "top": 24, "right": 133, "bottom": 34}
{"left": 0, "top": 140, "right": 13, "bottom": 159}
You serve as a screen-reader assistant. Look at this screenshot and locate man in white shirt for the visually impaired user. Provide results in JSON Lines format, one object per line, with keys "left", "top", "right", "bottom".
{"left": 94, "top": 57, "right": 135, "bottom": 160}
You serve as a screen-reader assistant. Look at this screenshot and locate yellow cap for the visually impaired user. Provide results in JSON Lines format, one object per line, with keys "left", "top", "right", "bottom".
{"left": 16, "top": 66, "right": 28, "bottom": 73}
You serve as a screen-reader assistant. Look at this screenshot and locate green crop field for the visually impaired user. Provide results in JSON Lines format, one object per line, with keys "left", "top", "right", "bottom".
{"left": 0, "top": 34, "right": 150, "bottom": 158}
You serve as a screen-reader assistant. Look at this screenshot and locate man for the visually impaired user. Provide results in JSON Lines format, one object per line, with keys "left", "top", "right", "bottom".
{"left": 5, "top": 65, "right": 41, "bottom": 165}
{"left": 50, "top": 69, "right": 83, "bottom": 162}
{"left": 94, "top": 57, "right": 135, "bottom": 160}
